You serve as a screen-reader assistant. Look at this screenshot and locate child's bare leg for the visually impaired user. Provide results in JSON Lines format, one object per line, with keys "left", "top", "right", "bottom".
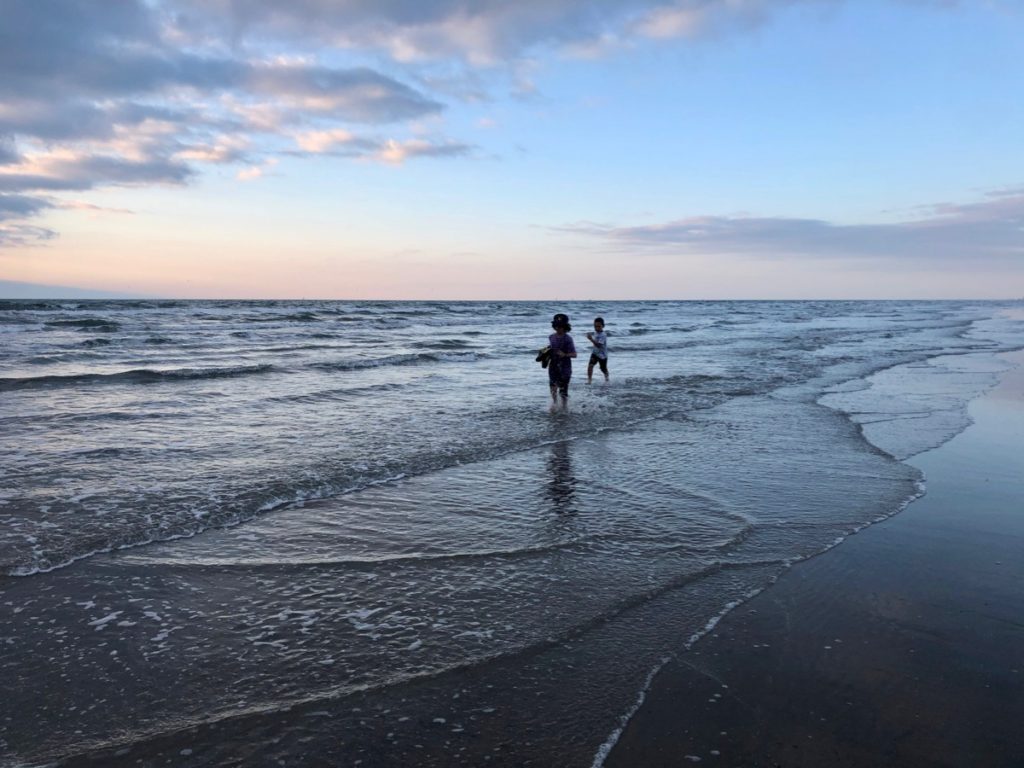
{"left": 587, "top": 362, "right": 594, "bottom": 384}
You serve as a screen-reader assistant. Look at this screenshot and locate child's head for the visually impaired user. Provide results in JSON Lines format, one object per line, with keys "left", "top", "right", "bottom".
{"left": 551, "top": 313, "right": 571, "bottom": 333}
{"left": 593, "top": 317, "right": 604, "bottom": 331}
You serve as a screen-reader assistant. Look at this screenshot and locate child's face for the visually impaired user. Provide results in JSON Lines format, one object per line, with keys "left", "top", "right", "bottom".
{"left": 593, "top": 321, "right": 604, "bottom": 332}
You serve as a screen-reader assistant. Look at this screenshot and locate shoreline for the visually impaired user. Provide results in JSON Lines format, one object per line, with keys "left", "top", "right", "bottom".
{"left": 605, "top": 350, "right": 1024, "bottom": 767}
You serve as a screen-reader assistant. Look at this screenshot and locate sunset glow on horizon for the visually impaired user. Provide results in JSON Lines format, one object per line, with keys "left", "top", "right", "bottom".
{"left": 1, "top": 1, "right": 1022, "bottom": 300}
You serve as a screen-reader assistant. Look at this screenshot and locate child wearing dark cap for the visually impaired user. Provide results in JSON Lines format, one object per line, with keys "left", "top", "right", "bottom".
{"left": 547, "top": 313, "right": 577, "bottom": 411}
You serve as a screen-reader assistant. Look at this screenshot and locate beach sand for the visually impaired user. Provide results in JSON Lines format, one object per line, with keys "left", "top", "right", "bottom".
{"left": 606, "top": 350, "right": 1024, "bottom": 768}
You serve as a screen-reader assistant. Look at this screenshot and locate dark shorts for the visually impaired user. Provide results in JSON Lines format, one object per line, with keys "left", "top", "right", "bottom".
{"left": 588, "top": 354, "right": 608, "bottom": 374}
{"left": 548, "top": 365, "right": 571, "bottom": 397}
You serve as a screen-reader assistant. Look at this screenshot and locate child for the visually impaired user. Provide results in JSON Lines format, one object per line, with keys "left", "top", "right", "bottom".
{"left": 547, "top": 313, "right": 577, "bottom": 410}
{"left": 585, "top": 316, "right": 609, "bottom": 383}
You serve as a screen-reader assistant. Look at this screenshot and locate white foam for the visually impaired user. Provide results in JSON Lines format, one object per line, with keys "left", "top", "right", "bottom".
{"left": 591, "top": 584, "right": 768, "bottom": 768}
{"left": 589, "top": 657, "right": 671, "bottom": 768}
{"left": 87, "top": 611, "right": 123, "bottom": 630}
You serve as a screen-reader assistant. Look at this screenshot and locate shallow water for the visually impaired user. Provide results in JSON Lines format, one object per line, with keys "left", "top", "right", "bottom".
{"left": 1, "top": 299, "right": 1021, "bottom": 766}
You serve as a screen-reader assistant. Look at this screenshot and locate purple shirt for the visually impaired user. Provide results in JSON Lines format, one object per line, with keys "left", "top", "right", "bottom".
{"left": 548, "top": 333, "right": 576, "bottom": 376}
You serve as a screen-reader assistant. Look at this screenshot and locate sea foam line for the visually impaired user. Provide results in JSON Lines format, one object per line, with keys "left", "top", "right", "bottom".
{"left": 588, "top": 474, "right": 928, "bottom": 768}
{"left": 589, "top": 589, "right": 765, "bottom": 768}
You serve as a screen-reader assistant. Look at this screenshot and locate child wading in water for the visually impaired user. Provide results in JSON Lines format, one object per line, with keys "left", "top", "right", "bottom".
{"left": 585, "top": 316, "right": 609, "bottom": 384}
{"left": 547, "top": 313, "right": 577, "bottom": 411}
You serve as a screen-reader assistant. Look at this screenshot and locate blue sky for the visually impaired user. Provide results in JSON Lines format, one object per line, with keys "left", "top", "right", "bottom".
{"left": 1, "top": 0, "right": 1022, "bottom": 298}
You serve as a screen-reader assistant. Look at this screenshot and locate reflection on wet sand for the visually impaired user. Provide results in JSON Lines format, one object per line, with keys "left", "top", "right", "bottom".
{"left": 545, "top": 439, "right": 578, "bottom": 516}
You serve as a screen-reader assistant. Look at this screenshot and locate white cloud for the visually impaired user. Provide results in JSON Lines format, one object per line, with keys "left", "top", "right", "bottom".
{"left": 236, "top": 158, "right": 278, "bottom": 181}
{"left": 375, "top": 138, "right": 474, "bottom": 164}
{"left": 632, "top": 6, "right": 705, "bottom": 38}
{"left": 176, "top": 135, "right": 250, "bottom": 163}
{"left": 57, "top": 200, "right": 135, "bottom": 216}
{"left": 295, "top": 129, "right": 358, "bottom": 153}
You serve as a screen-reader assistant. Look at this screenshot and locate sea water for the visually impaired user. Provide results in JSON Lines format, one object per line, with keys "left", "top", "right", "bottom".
{"left": 0, "top": 299, "right": 1021, "bottom": 766}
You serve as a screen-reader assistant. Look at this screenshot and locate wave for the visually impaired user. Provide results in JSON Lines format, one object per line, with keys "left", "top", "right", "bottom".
{"left": 0, "top": 364, "right": 276, "bottom": 392}
{"left": 0, "top": 349, "right": 482, "bottom": 395}
{"left": 710, "top": 318, "right": 758, "bottom": 327}
{"left": 0, "top": 408, "right": 183, "bottom": 426}
{"left": 0, "top": 300, "right": 91, "bottom": 312}
{"left": 311, "top": 351, "right": 482, "bottom": 371}
{"left": 611, "top": 339, "right": 707, "bottom": 353}
{"left": 387, "top": 308, "right": 440, "bottom": 317}
{"left": 265, "top": 381, "right": 407, "bottom": 404}
{"left": 410, "top": 339, "right": 477, "bottom": 350}
{"left": 45, "top": 318, "right": 120, "bottom": 332}
{"left": 245, "top": 312, "right": 322, "bottom": 323}
{"left": 123, "top": 538, "right": 590, "bottom": 571}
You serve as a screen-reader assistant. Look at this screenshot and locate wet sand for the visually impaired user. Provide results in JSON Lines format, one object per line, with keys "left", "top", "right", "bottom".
{"left": 607, "top": 351, "right": 1024, "bottom": 767}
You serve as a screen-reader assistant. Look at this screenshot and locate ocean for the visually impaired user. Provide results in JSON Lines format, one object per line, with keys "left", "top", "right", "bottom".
{"left": 1, "top": 299, "right": 1021, "bottom": 766}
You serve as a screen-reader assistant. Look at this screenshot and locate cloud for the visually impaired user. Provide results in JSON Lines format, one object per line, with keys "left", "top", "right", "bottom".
{"left": 0, "top": 0, "right": 458, "bottom": 245}
{"left": 0, "top": 1, "right": 443, "bottom": 120}
{"left": 0, "top": 0, "right": 964, "bottom": 246}
{"left": 172, "top": 0, "right": 813, "bottom": 64}
{"left": 240, "top": 63, "right": 443, "bottom": 122}
{"left": 0, "top": 193, "right": 53, "bottom": 221}
{"left": 0, "top": 195, "right": 130, "bottom": 241}
{"left": 295, "top": 128, "right": 367, "bottom": 153}
{"left": 0, "top": 137, "right": 20, "bottom": 165}
{"left": 57, "top": 200, "right": 135, "bottom": 216}
{"left": 171, "top": 0, "right": 613, "bottom": 64}
{"left": 236, "top": 157, "right": 278, "bottom": 181}
{"left": 292, "top": 130, "right": 473, "bottom": 163}
{"left": 294, "top": 128, "right": 385, "bottom": 156}
{"left": 0, "top": 279, "right": 144, "bottom": 299}
{"left": 0, "top": 223, "right": 57, "bottom": 247}
{"left": 375, "top": 139, "right": 474, "bottom": 164}
{"left": 628, "top": 0, "right": 797, "bottom": 41}
{"left": 0, "top": 151, "right": 194, "bottom": 192}
{"left": 176, "top": 135, "right": 251, "bottom": 164}
{"left": 0, "top": 100, "right": 171, "bottom": 143}
{"left": 559, "top": 187, "right": 1024, "bottom": 263}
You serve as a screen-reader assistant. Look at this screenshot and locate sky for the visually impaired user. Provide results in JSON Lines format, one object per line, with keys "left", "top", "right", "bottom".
{"left": 1, "top": 0, "right": 1022, "bottom": 300}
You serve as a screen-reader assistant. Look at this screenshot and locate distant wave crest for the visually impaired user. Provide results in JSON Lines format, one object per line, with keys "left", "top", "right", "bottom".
{"left": 311, "top": 351, "right": 482, "bottom": 371}
{"left": 0, "top": 364, "right": 275, "bottom": 392}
